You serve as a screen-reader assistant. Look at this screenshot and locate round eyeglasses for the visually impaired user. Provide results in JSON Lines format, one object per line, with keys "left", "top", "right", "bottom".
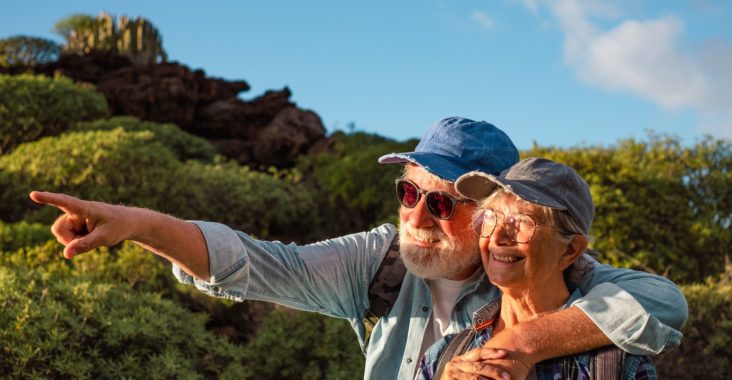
{"left": 474, "top": 209, "right": 542, "bottom": 243}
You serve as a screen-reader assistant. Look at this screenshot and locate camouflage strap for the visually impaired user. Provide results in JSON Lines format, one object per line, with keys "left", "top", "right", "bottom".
{"left": 363, "top": 233, "right": 405, "bottom": 347}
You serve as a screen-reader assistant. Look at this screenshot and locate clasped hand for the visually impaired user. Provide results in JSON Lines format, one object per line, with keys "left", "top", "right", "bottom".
{"left": 441, "top": 347, "right": 532, "bottom": 380}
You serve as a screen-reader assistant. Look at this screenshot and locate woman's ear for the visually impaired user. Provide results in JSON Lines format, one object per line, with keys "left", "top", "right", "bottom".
{"left": 558, "top": 234, "right": 588, "bottom": 270}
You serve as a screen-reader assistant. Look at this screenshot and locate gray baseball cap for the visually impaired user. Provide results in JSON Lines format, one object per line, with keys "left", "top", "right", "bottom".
{"left": 378, "top": 117, "right": 519, "bottom": 182}
{"left": 455, "top": 157, "right": 595, "bottom": 234}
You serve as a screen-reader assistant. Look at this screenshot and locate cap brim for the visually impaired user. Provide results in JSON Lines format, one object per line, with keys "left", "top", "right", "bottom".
{"left": 378, "top": 152, "right": 470, "bottom": 182}
{"left": 456, "top": 171, "right": 567, "bottom": 210}
{"left": 455, "top": 171, "right": 499, "bottom": 200}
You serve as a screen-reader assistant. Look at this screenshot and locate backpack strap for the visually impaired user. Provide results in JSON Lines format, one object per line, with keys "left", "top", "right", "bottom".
{"left": 433, "top": 329, "right": 477, "bottom": 380}
{"left": 363, "top": 233, "right": 405, "bottom": 347}
{"left": 590, "top": 346, "right": 626, "bottom": 380}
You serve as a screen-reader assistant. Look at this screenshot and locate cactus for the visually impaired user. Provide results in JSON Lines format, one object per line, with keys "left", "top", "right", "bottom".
{"left": 55, "top": 12, "right": 167, "bottom": 66}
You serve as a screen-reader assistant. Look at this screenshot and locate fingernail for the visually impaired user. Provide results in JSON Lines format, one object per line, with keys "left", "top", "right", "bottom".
{"left": 502, "top": 371, "right": 511, "bottom": 380}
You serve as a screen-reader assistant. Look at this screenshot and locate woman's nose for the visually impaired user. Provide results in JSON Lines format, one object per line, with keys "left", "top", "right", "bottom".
{"left": 491, "top": 221, "right": 513, "bottom": 245}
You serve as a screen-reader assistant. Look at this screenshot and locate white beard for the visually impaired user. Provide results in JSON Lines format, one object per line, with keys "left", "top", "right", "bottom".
{"left": 399, "top": 221, "right": 481, "bottom": 280}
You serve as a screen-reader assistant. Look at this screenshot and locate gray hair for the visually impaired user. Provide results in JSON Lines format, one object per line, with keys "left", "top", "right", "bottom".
{"left": 478, "top": 189, "right": 594, "bottom": 287}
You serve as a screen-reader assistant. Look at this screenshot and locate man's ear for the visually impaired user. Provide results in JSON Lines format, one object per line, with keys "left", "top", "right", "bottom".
{"left": 558, "top": 234, "right": 588, "bottom": 270}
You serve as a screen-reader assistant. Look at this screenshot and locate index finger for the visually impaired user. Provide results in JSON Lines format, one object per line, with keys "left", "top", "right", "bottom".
{"left": 29, "top": 191, "right": 86, "bottom": 214}
{"left": 456, "top": 348, "right": 507, "bottom": 362}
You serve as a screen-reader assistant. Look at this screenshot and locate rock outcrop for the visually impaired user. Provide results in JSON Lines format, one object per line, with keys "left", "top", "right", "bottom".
{"left": 31, "top": 51, "right": 328, "bottom": 168}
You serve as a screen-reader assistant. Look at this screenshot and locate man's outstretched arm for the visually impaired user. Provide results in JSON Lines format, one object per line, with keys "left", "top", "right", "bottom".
{"left": 29, "top": 191, "right": 211, "bottom": 280}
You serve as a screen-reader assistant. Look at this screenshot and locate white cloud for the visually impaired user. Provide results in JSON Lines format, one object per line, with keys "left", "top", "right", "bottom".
{"left": 471, "top": 11, "right": 496, "bottom": 29}
{"left": 569, "top": 16, "right": 707, "bottom": 109}
{"left": 527, "top": 0, "right": 732, "bottom": 137}
{"left": 514, "top": 0, "right": 540, "bottom": 13}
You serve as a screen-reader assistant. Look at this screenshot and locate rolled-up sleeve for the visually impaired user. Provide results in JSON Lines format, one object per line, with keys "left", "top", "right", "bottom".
{"left": 573, "top": 257, "right": 686, "bottom": 355}
{"left": 172, "top": 221, "right": 397, "bottom": 321}
{"left": 172, "top": 221, "right": 250, "bottom": 301}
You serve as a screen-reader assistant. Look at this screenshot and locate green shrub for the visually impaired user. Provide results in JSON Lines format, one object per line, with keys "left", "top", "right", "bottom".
{"left": 0, "top": 168, "right": 27, "bottom": 221}
{"left": 0, "top": 128, "right": 180, "bottom": 223}
{"left": 0, "top": 266, "right": 246, "bottom": 379}
{"left": 0, "top": 220, "right": 53, "bottom": 252}
{"left": 298, "top": 131, "right": 418, "bottom": 237}
{"left": 240, "top": 309, "right": 364, "bottom": 380}
{"left": 71, "top": 116, "right": 218, "bottom": 162}
{"left": 169, "top": 161, "right": 320, "bottom": 241}
{"left": 0, "top": 240, "right": 173, "bottom": 295}
{"left": 654, "top": 274, "right": 732, "bottom": 379}
{"left": 0, "top": 128, "right": 320, "bottom": 240}
{"left": 0, "top": 74, "right": 108, "bottom": 154}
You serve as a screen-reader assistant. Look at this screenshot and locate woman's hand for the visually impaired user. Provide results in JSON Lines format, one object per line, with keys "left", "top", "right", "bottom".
{"left": 441, "top": 347, "right": 532, "bottom": 380}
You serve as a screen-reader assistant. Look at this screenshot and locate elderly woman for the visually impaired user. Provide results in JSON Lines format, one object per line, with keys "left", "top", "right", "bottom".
{"left": 415, "top": 157, "right": 658, "bottom": 380}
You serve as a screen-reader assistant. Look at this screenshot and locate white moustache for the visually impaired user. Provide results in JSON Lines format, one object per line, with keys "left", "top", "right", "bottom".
{"left": 402, "top": 224, "right": 445, "bottom": 243}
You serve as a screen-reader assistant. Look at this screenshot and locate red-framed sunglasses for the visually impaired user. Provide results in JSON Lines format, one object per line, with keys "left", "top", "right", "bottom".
{"left": 395, "top": 178, "right": 472, "bottom": 220}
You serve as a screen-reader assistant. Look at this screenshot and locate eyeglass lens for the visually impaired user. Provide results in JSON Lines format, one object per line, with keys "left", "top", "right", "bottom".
{"left": 396, "top": 179, "right": 456, "bottom": 220}
{"left": 478, "top": 209, "right": 537, "bottom": 243}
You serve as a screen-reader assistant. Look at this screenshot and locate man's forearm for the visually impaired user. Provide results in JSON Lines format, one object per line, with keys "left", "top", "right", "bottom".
{"left": 486, "top": 306, "right": 611, "bottom": 364}
{"left": 128, "top": 207, "right": 211, "bottom": 281}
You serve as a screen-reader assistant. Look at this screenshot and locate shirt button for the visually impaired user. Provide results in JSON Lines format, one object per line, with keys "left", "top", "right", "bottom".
{"left": 422, "top": 306, "right": 428, "bottom": 312}
{"left": 213, "top": 286, "right": 221, "bottom": 292}
{"left": 406, "top": 358, "right": 413, "bottom": 364}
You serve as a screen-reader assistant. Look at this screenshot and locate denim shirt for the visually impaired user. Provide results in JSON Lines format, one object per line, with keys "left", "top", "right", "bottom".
{"left": 173, "top": 222, "right": 686, "bottom": 380}
{"left": 416, "top": 291, "right": 659, "bottom": 380}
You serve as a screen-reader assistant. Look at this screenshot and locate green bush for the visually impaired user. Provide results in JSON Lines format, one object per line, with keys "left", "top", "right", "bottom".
{"left": 0, "top": 240, "right": 173, "bottom": 295}
{"left": 240, "top": 309, "right": 364, "bottom": 380}
{"left": 0, "top": 266, "right": 246, "bottom": 379}
{"left": 0, "top": 74, "right": 108, "bottom": 154}
{"left": 0, "top": 220, "right": 53, "bottom": 252}
{"left": 654, "top": 274, "right": 732, "bottom": 379}
{"left": 169, "top": 161, "right": 320, "bottom": 241}
{"left": 0, "top": 128, "right": 320, "bottom": 240}
{"left": 0, "top": 128, "right": 180, "bottom": 223}
{"left": 71, "top": 116, "right": 218, "bottom": 162}
{"left": 525, "top": 134, "right": 732, "bottom": 283}
{"left": 298, "top": 131, "right": 418, "bottom": 237}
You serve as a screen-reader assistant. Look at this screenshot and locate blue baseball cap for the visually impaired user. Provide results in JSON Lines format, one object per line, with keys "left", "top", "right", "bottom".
{"left": 378, "top": 117, "right": 519, "bottom": 182}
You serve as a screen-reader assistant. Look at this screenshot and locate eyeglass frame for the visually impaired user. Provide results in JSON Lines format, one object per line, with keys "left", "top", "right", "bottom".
{"left": 394, "top": 178, "right": 473, "bottom": 220}
{"left": 474, "top": 208, "right": 566, "bottom": 244}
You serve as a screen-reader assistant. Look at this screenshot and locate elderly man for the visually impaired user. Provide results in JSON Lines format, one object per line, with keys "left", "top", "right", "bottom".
{"left": 31, "top": 117, "right": 686, "bottom": 380}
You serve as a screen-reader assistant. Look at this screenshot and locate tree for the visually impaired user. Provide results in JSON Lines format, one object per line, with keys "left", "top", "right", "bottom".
{"left": 525, "top": 133, "right": 732, "bottom": 283}
{"left": 0, "top": 35, "right": 60, "bottom": 68}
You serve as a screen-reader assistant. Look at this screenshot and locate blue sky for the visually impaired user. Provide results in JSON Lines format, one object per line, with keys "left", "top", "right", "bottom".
{"left": 2, "top": 0, "right": 731, "bottom": 150}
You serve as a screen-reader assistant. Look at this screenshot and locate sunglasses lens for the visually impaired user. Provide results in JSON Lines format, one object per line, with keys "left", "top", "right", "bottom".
{"left": 426, "top": 193, "right": 454, "bottom": 219}
{"left": 397, "top": 180, "right": 419, "bottom": 207}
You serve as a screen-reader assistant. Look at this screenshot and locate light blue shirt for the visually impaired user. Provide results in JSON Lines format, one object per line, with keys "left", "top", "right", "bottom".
{"left": 173, "top": 222, "right": 686, "bottom": 380}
